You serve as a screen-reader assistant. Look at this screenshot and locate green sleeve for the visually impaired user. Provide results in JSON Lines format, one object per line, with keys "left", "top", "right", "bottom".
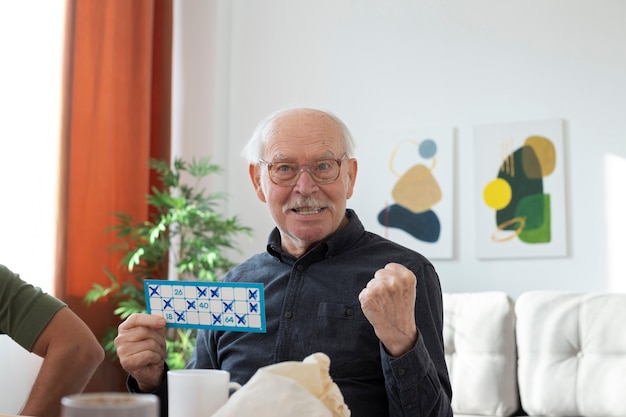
{"left": 0, "top": 264, "right": 66, "bottom": 351}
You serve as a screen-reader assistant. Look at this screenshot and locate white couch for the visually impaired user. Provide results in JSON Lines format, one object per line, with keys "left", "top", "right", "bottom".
{"left": 443, "top": 291, "right": 626, "bottom": 417}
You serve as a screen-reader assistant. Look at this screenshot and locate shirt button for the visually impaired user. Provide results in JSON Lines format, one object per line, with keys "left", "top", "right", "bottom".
{"left": 398, "top": 368, "right": 406, "bottom": 376}
{"left": 296, "top": 264, "right": 304, "bottom": 271}
{"left": 406, "top": 403, "right": 413, "bottom": 410}
{"left": 346, "top": 308, "right": 354, "bottom": 316}
{"left": 284, "top": 311, "right": 293, "bottom": 319}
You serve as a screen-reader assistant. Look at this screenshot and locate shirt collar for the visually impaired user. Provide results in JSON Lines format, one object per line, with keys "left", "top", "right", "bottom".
{"left": 266, "top": 209, "right": 365, "bottom": 262}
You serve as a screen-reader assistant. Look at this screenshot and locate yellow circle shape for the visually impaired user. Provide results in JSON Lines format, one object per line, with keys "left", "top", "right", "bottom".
{"left": 483, "top": 178, "right": 512, "bottom": 210}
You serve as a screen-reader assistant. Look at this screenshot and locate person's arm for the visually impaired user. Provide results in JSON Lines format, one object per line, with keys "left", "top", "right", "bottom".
{"left": 382, "top": 336, "right": 452, "bottom": 417}
{"left": 116, "top": 314, "right": 169, "bottom": 417}
{"left": 19, "top": 306, "right": 104, "bottom": 417}
{"left": 389, "top": 264, "right": 452, "bottom": 417}
{"left": 360, "top": 262, "right": 452, "bottom": 417}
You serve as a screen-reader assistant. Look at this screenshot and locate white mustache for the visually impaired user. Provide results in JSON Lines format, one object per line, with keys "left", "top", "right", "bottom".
{"left": 283, "top": 197, "right": 334, "bottom": 213}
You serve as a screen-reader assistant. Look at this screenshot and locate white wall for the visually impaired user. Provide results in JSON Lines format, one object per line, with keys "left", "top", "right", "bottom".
{"left": 181, "top": 0, "right": 626, "bottom": 297}
{"left": 0, "top": 1, "right": 65, "bottom": 413}
{"left": 0, "top": 335, "right": 43, "bottom": 413}
{"left": 0, "top": 2, "right": 64, "bottom": 291}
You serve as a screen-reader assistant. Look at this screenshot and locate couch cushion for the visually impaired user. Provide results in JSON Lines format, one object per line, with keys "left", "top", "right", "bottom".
{"left": 516, "top": 291, "right": 626, "bottom": 417}
{"left": 443, "top": 292, "right": 519, "bottom": 417}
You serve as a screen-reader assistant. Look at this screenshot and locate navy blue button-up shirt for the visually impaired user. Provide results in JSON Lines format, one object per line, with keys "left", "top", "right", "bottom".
{"left": 135, "top": 210, "right": 452, "bottom": 417}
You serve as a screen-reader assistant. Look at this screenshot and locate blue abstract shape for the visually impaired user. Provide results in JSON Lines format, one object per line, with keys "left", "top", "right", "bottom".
{"left": 419, "top": 139, "right": 437, "bottom": 159}
{"left": 378, "top": 204, "right": 441, "bottom": 242}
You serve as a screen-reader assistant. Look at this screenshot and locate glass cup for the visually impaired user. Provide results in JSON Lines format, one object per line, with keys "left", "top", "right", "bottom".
{"left": 61, "top": 392, "right": 159, "bottom": 417}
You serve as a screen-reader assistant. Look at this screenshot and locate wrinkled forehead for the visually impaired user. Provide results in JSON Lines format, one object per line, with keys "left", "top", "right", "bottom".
{"left": 261, "top": 110, "right": 344, "bottom": 159}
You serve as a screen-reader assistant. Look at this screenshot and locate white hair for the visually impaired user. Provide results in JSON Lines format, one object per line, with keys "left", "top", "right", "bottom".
{"left": 240, "top": 108, "right": 356, "bottom": 163}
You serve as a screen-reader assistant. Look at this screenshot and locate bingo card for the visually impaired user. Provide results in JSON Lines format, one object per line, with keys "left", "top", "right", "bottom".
{"left": 144, "top": 279, "right": 266, "bottom": 333}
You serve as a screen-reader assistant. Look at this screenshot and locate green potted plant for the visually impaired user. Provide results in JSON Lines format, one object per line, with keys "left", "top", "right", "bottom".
{"left": 84, "top": 157, "right": 252, "bottom": 369}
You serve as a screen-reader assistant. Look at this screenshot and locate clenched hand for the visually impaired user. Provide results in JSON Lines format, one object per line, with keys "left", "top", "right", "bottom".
{"left": 359, "top": 263, "right": 418, "bottom": 357}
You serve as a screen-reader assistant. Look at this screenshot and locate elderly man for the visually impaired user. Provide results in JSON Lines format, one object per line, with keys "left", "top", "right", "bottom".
{"left": 1, "top": 263, "right": 104, "bottom": 417}
{"left": 115, "top": 108, "right": 452, "bottom": 417}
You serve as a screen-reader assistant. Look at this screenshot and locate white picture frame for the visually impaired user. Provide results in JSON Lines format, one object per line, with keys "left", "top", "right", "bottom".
{"left": 351, "top": 127, "right": 455, "bottom": 260}
{"left": 473, "top": 119, "right": 567, "bottom": 259}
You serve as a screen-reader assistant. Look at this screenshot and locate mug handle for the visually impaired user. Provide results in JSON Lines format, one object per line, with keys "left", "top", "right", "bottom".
{"left": 228, "top": 381, "right": 242, "bottom": 396}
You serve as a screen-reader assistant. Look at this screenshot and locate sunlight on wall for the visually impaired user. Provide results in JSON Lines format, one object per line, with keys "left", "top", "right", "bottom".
{"left": 606, "top": 154, "right": 626, "bottom": 293}
{"left": 0, "top": 1, "right": 65, "bottom": 292}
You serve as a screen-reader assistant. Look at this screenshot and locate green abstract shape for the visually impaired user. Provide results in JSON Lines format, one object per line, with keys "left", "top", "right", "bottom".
{"left": 518, "top": 193, "right": 551, "bottom": 243}
{"left": 496, "top": 146, "right": 543, "bottom": 231}
{"left": 516, "top": 192, "right": 545, "bottom": 230}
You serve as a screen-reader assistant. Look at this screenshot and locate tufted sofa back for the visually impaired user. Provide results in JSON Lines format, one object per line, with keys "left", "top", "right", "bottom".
{"left": 443, "top": 292, "right": 519, "bottom": 416}
{"left": 516, "top": 291, "right": 626, "bottom": 417}
{"left": 443, "top": 291, "right": 626, "bottom": 417}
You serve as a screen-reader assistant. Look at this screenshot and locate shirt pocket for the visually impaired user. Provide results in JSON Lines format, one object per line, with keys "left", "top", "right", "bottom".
{"left": 308, "top": 302, "right": 381, "bottom": 378}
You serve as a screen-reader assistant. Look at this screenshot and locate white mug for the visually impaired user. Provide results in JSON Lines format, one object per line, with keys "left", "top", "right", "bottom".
{"left": 167, "top": 369, "right": 241, "bottom": 417}
{"left": 61, "top": 392, "right": 159, "bottom": 417}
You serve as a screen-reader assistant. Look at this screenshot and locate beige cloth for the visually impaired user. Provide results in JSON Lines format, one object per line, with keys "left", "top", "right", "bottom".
{"left": 212, "top": 353, "right": 350, "bottom": 417}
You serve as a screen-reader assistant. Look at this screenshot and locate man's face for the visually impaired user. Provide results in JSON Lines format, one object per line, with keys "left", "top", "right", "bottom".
{"left": 249, "top": 110, "right": 357, "bottom": 257}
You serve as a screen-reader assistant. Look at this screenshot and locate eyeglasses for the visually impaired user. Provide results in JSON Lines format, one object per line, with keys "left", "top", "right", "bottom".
{"left": 259, "top": 154, "right": 348, "bottom": 187}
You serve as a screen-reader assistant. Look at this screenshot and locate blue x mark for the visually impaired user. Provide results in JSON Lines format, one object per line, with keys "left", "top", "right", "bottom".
{"left": 236, "top": 314, "right": 247, "bottom": 325}
{"left": 149, "top": 285, "right": 160, "bottom": 296}
{"left": 249, "top": 302, "right": 258, "bottom": 313}
{"left": 248, "top": 289, "right": 258, "bottom": 300}
{"left": 210, "top": 288, "right": 220, "bottom": 298}
{"left": 223, "top": 300, "right": 234, "bottom": 312}
{"left": 212, "top": 313, "right": 222, "bottom": 325}
{"left": 163, "top": 298, "right": 173, "bottom": 309}
{"left": 197, "top": 287, "right": 207, "bottom": 297}
{"left": 187, "top": 300, "right": 196, "bottom": 310}
{"left": 175, "top": 311, "right": 185, "bottom": 322}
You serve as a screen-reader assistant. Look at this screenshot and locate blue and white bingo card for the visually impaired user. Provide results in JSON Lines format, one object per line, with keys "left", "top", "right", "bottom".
{"left": 144, "top": 280, "right": 266, "bottom": 333}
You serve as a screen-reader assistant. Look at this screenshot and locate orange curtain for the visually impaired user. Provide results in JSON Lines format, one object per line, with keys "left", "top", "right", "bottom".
{"left": 57, "top": 0, "right": 172, "bottom": 391}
